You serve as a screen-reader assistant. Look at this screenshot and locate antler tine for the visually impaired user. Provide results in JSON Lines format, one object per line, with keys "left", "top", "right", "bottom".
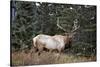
{"left": 71, "top": 25, "right": 80, "bottom": 32}
{"left": 71, "top": 19, "right": 80, "bottom": 32}
{"left": 57, "top": 17, "right": 66, "bottom": 32}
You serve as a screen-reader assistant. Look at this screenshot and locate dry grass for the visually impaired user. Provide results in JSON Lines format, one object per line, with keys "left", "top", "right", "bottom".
{"left": 11, "top": 51, "right": 96, "bottom": 66}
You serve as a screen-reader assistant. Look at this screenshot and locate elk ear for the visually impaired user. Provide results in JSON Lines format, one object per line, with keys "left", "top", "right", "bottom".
{"left": 64, "top": 33, "right": 69, "bottom": 36}
{"left": 72, "top": 32, "right": 76, "bottom": 35}
{"left": 68, "top": 33, "right": 74, "bottom": 38}
{"left": 69, "top": 34, "right": 73, "bottom": 38}
{"left": 69, "top": 32, "right": 76, "bottom": 38}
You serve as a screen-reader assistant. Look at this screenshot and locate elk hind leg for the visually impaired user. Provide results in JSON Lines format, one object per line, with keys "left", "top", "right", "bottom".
{"left": 37, "top": 45, "right": 44, "bottom": 56}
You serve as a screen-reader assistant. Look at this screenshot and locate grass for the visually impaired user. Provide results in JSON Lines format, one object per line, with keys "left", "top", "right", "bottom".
{"left": 11, "top": 51, "right": 96, "bottom": 66}
{"left": 11, "top": 42, "right": 96, "bottom": 66}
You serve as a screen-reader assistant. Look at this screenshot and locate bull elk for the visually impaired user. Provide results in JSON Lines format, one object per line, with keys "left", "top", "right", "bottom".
{"left": 31, "top": 18, "right": 80, "bottom": 55}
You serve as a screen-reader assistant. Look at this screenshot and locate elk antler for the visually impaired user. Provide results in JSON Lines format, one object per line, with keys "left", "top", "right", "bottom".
{"left": 71, "top": 19, "right": 80, "bottom": 33}
{"left": 57, "top": 17, "right": 66, "bottom": 32}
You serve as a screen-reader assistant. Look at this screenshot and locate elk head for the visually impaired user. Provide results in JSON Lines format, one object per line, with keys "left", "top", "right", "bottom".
{"left": 56, "top": 17, "right": 80, "bottom": 48}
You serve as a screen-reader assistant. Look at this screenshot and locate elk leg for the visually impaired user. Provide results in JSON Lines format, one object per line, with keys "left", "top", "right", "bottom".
{"left": 49, "top": 49, "right": 54, "bottom": 53}
{"left": 52, "top": 49, "right": 58, "bottom": 53}
{"left": 30, "top": 46, "right": 37, "bottom": 56}
{"left": 37, "top": 45, "right": 44, "bottom": 56}
{"left": 56, "top": 49, "right": 61, "bottom": 60}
